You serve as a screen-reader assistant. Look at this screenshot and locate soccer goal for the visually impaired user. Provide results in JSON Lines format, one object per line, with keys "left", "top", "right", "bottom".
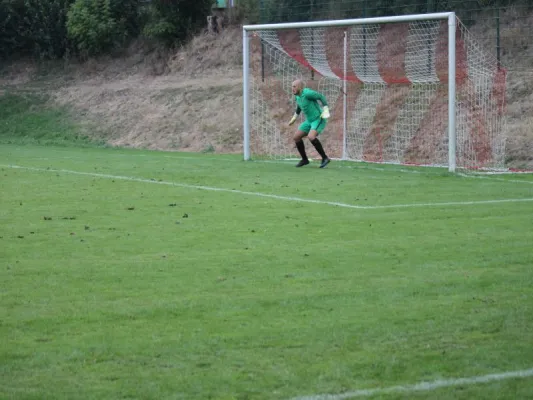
{"left": 242, "top": 12, "right": 507, "bottom": 172}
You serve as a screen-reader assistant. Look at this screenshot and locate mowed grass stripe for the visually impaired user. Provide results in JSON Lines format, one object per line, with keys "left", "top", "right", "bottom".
{"left": 2, "top": 146, "right": 533, "bottom": 400}
{"left": 3, "top": 164, "right": 533, "bottom": 210}
{"left": 2, "top": 145, "right": 532, "bottom": 208}
{"left": 3, "top": 143, "right": 533, "bottom": 186}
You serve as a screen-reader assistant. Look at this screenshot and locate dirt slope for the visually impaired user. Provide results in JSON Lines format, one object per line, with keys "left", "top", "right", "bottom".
{"left": 54, "top": 72, "right": 243, "bottom": 152}
{"left": 49, "top": 28, "right": 245, "bottom": 153}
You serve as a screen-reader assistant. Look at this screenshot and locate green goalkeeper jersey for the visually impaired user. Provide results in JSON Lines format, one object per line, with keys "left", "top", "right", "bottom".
{"left": 295, "top": 88, "right": 328, "bottom": 122}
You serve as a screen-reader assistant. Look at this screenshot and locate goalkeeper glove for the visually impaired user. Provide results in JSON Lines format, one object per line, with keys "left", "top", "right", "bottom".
{"left": 320, "top": 106, "right": 330, "bottom": 119}
{"left": 289, "top": 113, "right": 298, "bottom": 126}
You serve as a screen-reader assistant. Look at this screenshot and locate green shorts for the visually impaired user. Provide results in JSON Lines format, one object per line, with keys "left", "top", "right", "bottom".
{"left": 298, "top": 118, "right": 327, "bottom": 135}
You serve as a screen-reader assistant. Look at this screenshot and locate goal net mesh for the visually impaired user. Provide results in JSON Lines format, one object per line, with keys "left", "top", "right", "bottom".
{"left": 247, "top": 17, "right": 506, "bottom": 170}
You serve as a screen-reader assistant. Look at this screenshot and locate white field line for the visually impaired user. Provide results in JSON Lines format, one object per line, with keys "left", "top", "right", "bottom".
{"left": 17, "top": 152, "right": 533, "bottom": 181}
{"left": 291, "top": 368, "right": 533, "bottom": 399}
{"left": 457, "top": 172, "right": 533, "bottom": 185}
{"left": 3, "top": 164, "right": 533, "bottom": 210}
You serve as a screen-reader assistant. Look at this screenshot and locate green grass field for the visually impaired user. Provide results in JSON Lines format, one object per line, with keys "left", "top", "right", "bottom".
{"left": 1, "top": 94, "right": 533, "bottom": 399}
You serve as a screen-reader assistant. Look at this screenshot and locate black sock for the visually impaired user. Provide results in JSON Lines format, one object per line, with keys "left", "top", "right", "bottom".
{"left": 311, "top": 138, "right": 327, "bottom": 159}
{"left": 295, "top": 140, "right": 307, "bottom": 160}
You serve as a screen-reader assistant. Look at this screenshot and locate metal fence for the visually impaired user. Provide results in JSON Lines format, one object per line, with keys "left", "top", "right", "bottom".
{"left": 255, "top": 0, "right": 533, "bottom": 73}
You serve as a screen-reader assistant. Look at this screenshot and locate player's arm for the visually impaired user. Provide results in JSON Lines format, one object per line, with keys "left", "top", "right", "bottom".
{"left": 304, "top": 89, "right": 330, "bottom": 118}
{"left": 289, "top": 106, "right": 301, "bottom": 125}
{"left": 304, "top": 89, "right": 328, "bottom": 106}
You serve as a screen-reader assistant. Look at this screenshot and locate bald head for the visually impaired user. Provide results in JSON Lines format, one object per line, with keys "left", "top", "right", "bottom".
{"left": 291, "top": 79, "right": 304, "bottom": 95}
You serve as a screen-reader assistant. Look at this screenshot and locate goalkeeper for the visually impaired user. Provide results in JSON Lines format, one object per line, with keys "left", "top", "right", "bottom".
{"left": 288, "top": 79, "right": 331, "bottom": 168}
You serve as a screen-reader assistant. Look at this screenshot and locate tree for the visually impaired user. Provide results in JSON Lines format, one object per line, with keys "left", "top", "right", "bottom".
{"left": 143, "top": 0, "right": 213, "bottom": 45}
{"left": 0, "top": 0, "right": 74, "bottom": 59}
{"left": 66, "top": 0, "right": 143, "bottom": 57}
{"left": 67, "top": 0, "right": 118, "bottom": 56}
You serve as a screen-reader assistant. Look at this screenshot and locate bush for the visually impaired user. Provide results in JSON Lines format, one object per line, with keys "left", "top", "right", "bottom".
{"left": 67, "top": 0, "right": 120, "bottom": 56}
{"left": 110, "top": 0, "right": 143, "bottom": 37}
{"left": 0, "top": 0, "right": 73, "bottom": 59}
{"left": 143, "top": 0, "right": 212, "bottom": 46}
{"left": 229, "top": 0, "right": 260, "bottom": 24}
{"left": 0, "top": 1, "right": 18, "bottom": 57}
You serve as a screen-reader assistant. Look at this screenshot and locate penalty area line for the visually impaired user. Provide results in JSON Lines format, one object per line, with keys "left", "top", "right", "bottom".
{"left": 291, "top": 367, "right": 533, "bottom": 400}
{"left": 458, "top": 172, "right": 533, "bottom": 185}
{"left": 3, "top": 164, "right": 533, "bottom": 210}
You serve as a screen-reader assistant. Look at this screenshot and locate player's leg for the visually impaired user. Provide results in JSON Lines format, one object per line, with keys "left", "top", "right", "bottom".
{"left": 294, "top": 121, "right": 310, "bottom": 167}
{"left": 308, "top": 119, "right": 330, "bottom": 168}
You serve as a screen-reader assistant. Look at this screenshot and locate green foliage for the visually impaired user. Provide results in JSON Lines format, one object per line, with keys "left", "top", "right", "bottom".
{"left": 1, "top": 0, "right": 531, "bottom": 59}
{"left": 109, "top": 0, "right": 143, "bottom": 37}
{"left": 0, "top": 0, "right": 141, "bottom": 59}
{"left": 66, "top": 0, "right": 119, "bottom": 56}
{"left": 229, "top": 0, "right": 260, "bottom": 23}
{"left": 141, "top": 5, "right": 176, "bottom": 45}
{"left": 143, "top": 0, "right": 212, "bottom": 45}
{"left": 258, "top": 0, "right": 529, "bottom": 23}
{"left": 0, "top": 1, "right": 16, "bottom": 56}
{"left": 0, "top": 0, "right": 73, "bottom": 59}
{"left": 260, "top": 0, "right": 312, "bottom": 23}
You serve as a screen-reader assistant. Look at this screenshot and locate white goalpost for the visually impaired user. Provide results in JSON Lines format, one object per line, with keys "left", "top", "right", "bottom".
{"left": 242, "top": 12, "right": 507, "bottom": 172}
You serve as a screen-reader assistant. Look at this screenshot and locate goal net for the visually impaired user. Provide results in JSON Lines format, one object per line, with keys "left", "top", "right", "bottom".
{"left": 242, "top": 13, "right": 507, "bottom": 172}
